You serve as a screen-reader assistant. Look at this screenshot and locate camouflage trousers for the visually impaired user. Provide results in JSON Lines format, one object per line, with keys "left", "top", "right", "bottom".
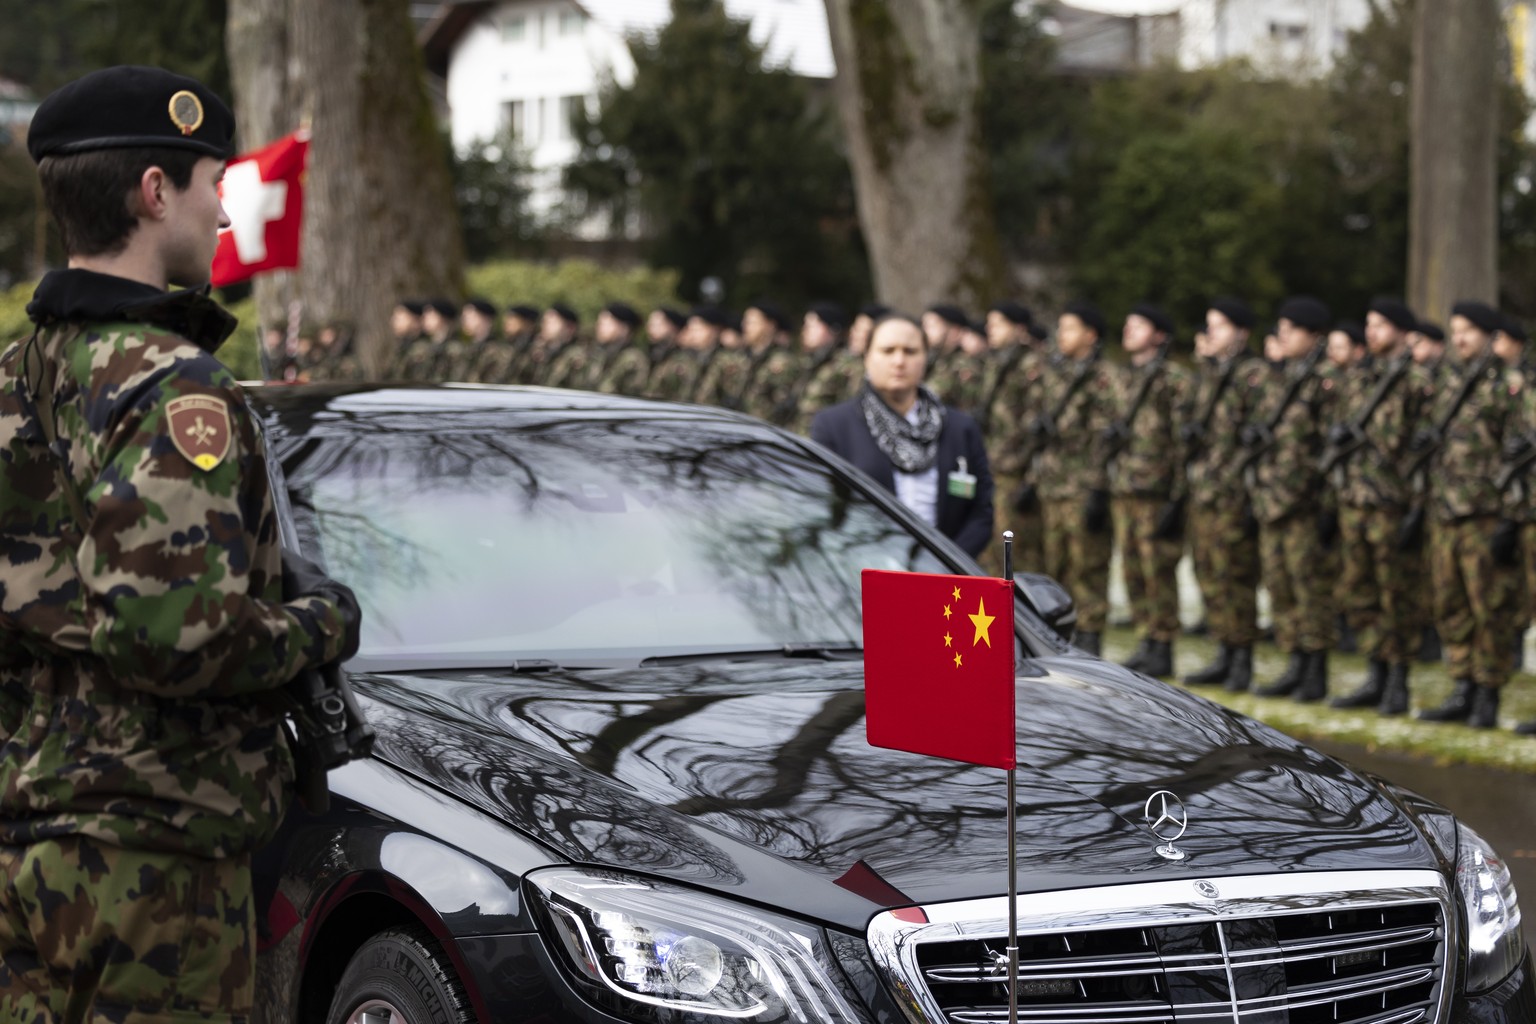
{"left": 1259, "top": 511, "right": 1337, "bottom": 653}
{"left": 982, "top": 473, "right": 1043, "bottom": 577}
{"left": 1432, "top": 516, "right": 1522, "bottom": 689}
{"left": 1041, "top": 498, "right": 1111, "bottom": 633}
{"left": 1338, "top": 505, "right": 1417, "bottom": 665}
{"left": 1523, "top": 522, "right": 1536, "bottom": 626}
{"left": 1113, "top": 497, "right": 1182, "bottom": 643}
{"left": 0, "top": 837, "right": 253, "bottom": 1023}
{"left": 1188, "top": 502, "right": 1260, "bottom": 648}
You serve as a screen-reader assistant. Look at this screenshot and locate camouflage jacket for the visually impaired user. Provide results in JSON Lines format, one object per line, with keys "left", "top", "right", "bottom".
{"left": 977, "top": 344, "right": 1033, "bottom": 439}
{"left": 1106, "top": 356, "right": 1196, "bottom": 499}
{"left": 1332, "top": 352, "right": 1435, "bottom": 510}
{"left": 518, "top": 336, "right": 576, "bottom": 387}
{"left": 926, "top": 352, "right": 989, "bottom": 419}
{"left": 435, "top": 338, "right": 472, "bottom": 381}
{"left": 695, "top": 348, "right": 754, "bottom": 410}
{"left": 1031, "top": 352, "right": 1117, "bottom": 503}
{"left": 542, "top": 338, "right": 600, "bottom": 391}
{"left": 740, "top": 347, "right": 803, "bottom": 427}
{"left": 1429, "top": 354, "right": 1520, "bottom": 522}
{"left": 986, "top": 347, "right": 1046, "bottom": 478}
{"left": 461, "top": 338, "right": 514, "bottom": 384}
{"left": 1185, "top": 352, "right": 1269, "bottom": 509}
{"left": 0, "top": 271, "right": 349, "bottom": 857}
{"left": 1249, "top": 354, "right": 1340, "bottom": 524}
{"left": 391, "top": 337, "right": 443, "bottom": 382}
{"left": 594, "top": 345, "right": 651, "bottom": 396}
{"left": 1503, "top": 369, "right": 1536, "bottom": 522}
{"left": 648, "top": 347, "right": 710, "bottom": 404}
{"left": 793, "top": 349, "right": 864, "bottom": 434}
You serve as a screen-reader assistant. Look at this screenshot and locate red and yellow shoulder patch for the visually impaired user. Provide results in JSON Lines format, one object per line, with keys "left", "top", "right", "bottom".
{"left": 166, "top": 395, "right": 232, "bottom": 471}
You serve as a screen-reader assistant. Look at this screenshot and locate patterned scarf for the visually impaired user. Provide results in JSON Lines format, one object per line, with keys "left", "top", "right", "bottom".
{"left": 860, "top": 382, "right": 944, "bottom": 473}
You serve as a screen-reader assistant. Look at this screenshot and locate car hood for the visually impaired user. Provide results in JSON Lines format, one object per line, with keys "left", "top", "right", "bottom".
{"left": 352, "top": 655, "right": 1439, "bottom": 932}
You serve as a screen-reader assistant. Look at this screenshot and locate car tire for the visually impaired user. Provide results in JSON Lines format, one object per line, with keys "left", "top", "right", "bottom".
{"left": 327, "top": 927, "right": 473, "bottom": 1024}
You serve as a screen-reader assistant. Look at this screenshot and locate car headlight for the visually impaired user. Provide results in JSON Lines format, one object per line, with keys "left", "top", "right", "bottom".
{"left": 528, "top": 867, "right": 863, "bottom": 1024}
{"left": 1457, "top": 823, "right": 1525, "bottom": 993}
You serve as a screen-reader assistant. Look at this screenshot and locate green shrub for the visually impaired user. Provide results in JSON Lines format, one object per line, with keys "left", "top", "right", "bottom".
{"left": 466, "top": 259, "right": 684, "bottom": 324}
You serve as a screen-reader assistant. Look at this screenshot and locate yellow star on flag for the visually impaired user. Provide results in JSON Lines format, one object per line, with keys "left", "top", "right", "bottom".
{"left": 954, "top": 652, "right": 963, "bottom": 668}
{"left": 943, "top": 632, "right": 953, "bottom": 648}
{"left": 952, "top": 585, "right": 962, "bottom": 601}
{"left": 969, "top": 597, "right": 996, "bottom": 648}
{"left": 943, "top": 604, "right": 952, "bottom": 620}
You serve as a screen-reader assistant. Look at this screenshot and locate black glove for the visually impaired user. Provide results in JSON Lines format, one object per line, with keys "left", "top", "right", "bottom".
{"left": 1083, "top": 489, "right": 1110, "bottom": 535}
{"left": 1395, "top": 506, "right": 1425, "bottom": 551}
{"left": 1316, "top": 509, "right": 1339, "bottom": 549}
{"left": 282, "top": 548, "right": 362, "bottom": 662}
{"left": 1151, "top": 498, "right": 1185, "bottom": 540}
{"left": 1325, "top": 423, "right": 1354, "bottom": 449}
{"left": 1492, "top": 518, "right": 1521, "bottom": 567}
{"left": 1010, "top": 481, "right": 1038, "bottom": 515}
{"left": 1408, "top": 427, "right": 1439, "bottom": 453}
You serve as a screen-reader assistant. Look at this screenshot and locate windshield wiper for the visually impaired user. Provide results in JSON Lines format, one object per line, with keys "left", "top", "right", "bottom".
{"left": 640, "top": 643, "right": 863, "bottom": 667}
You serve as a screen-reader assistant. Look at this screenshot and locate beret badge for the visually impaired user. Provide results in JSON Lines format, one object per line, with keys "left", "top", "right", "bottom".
{"left": 168, "top": 90, "right": 204, "bottom": 136}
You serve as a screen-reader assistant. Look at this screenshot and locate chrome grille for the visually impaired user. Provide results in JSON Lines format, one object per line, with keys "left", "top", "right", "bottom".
{"left": 867, "top": 871, "right": 1451, "bottom": 1024}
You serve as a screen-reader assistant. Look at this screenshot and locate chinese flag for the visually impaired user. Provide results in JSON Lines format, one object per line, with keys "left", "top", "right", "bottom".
{"left": 862, "top": 570, "right": 1016, "bottom": 770}
{"left": 211, "top": 132, "right": 308, "bottom": 288}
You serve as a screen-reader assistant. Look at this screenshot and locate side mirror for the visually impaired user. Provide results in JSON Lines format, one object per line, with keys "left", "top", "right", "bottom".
{"left": 1014, "top": 572, "right": 1076, "bottom": 642}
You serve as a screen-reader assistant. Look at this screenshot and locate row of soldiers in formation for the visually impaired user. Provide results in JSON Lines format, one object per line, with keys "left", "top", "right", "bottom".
{"left": 279, "top": 291, "right": 1536, "bottom": 735}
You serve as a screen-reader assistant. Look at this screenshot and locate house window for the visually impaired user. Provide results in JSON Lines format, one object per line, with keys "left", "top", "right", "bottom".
{"left": 559, "top": 9, "right": 586, "bottom": 35}
{"left": 500, "top": 15, "right": 526, "bottom": 42}
{"left": 1268, "top": 21, "right": 1307, "bottom": 41}
{"left": 502, "top": 100, "right": 526, "bottom": 142}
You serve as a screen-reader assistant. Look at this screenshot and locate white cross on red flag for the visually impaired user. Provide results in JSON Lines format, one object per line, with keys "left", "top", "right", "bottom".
{"left": 211, "top": 131, "right": 308, "bottom": 288}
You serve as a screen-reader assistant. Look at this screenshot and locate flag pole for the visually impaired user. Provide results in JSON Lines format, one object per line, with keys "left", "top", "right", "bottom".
{"left": 1001, "top": 530, "right": 1018, "bottom": 1024}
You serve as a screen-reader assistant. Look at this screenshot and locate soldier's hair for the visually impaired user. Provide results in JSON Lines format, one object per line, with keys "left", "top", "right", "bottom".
{"left": 871, "top": 313, "right": 927, "bottom": 347}
{"left": 38, "top": 147, "right": 201, "bottom": 257}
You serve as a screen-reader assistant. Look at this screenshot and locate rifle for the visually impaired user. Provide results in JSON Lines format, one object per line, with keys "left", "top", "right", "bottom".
{"left": 1496, "top": 435, "right": 1536, "bottom": 492}
{"left": 1403, "top": 351, "right": 1497, "bottom": 480}
{"left": 264, "top": 437, "right": 376, "bottom": 815}
{"left": 1315, "top": 351, "right": 1412, "bottom": 475}
{"left": 1010, "top": 354, "right": 1098, "bottom": 512}
{"left": 1179, "top": 352, "right": 1242, "bottom": 466}
{"left": 1236, "top": 343, "right": 1327, "bottom": 475}
{"left": 1102, "top": 350, "right": 1168, "bottom": 461}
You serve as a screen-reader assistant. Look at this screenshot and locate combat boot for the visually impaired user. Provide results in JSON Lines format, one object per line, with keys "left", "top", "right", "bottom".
{"left": 1223, "top": 647, "right": 1253, "bottom": 692}
{"left": 1336, "top": 615, "right": 1358, "bottom": 654}
{"left": 1121, "top": 638, "right": 1153, "bottom": 673}
{"left": 1418, "top": 678, "right": 1475, "bottom": 723}
{"left": 1377, "top": 663, "right": 1410, "bottom": 717}
{"left": 1139, "top": 640, "right": 1173, "bottom": 677}
{"left": 1182, "top": 643, "right": 1232, "bottom": 686}
{"left": 1074, "top": 631, "right": 1101, "bottom": 657}
{"left": 1330, "top": 657, "right": 1387, "bottom": 709}
{"left": 1255, "top": 651, "right": 1306, "bottom": 697}
{"left": 1294, "top": 649, "right": 1328, "bottom": 703}
{"left": 1469, "top": 685, "right": 1501, "bottom": 730}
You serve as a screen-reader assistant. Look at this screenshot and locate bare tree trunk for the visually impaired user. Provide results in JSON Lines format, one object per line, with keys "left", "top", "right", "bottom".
{"left": 821, "top": 0, "right": 1006, "bottom": 309}
{"left": 227, "top": 0, "right": 464, "bottom": 375}
{"left": 1407, "top": 0, "right": 1499, "bottom": 321}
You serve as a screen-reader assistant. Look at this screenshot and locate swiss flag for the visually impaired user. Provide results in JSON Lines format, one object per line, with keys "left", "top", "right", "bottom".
{"left": 211, "top": 132, "right": 308, "bottom": 288}
{"left": 862, "top": 570, "right": 1016, "bottom": 769}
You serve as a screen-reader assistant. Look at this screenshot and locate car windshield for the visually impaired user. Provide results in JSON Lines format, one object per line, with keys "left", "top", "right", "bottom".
{"left": 286, "top": 415, "right": 951, "bottom": 666}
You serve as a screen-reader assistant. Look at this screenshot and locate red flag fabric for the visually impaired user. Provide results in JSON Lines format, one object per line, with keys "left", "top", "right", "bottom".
{"left": 211, "top": 132, "right": 308, "bottom": 288}
{"left": 861, "top": 570, "right": 1016, "bottom": 769}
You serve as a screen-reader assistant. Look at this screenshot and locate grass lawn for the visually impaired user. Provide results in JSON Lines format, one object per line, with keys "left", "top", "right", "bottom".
{"left": 1102, "top": 625, "right": 1536, "bottom": 774}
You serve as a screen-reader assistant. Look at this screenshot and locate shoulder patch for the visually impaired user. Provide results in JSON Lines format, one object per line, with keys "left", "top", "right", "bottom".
{"left": 1321, "top": 378, "right": 1333, "bottom": 390}
{"left": 166, "top": 395, "right": 232, "bottom": 471}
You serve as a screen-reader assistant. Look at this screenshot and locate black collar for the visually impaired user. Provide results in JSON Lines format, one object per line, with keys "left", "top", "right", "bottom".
{"left": 27, "top": 268, "right": 238, "bottom": 353}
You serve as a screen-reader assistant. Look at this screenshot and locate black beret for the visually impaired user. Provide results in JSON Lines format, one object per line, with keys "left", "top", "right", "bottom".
{"left": 1451, "top": 300, "right": 1502, "bottom": 335}
{"left": 748, "top": 300, "right": 791, "bottom": 332}
{"left": 399, "top": 300, "right": 426, "bottom": 316}
{"left": 1276, "top": 296, "right": 1331, "bottom": 333}
{"left": 1027, "top": 320, "right": 1049, "bottom": 342}
{"left": 859, "top": 303, "right": 892, "bottom": 321}
{"left": 1415, "top": 320, "right": 1445, "bottom": 342}
{"left": 990, "top": 300, "right": 1033, "bottom": 326}
{"left": 506, "top": 304, "right": 540, "bottom": 320}
{"left": 1208, "top": 297, "right": 1255, "bottom": 330}
{"left": 30, "top": 66, "right": 235, "bottom": 163}
{"left": 1332, "top": 320, "right": 1365, "bottom": 347}
{"left": 927, "top": 303, "right": 969, "bottom": 328}
{"left": 423, "top": 298, "right": 458, "bottom": 317}
{"left": 689, "top": 305, "right": 730, "bottom": 329}
{"left": 1063, "top": 301, "right": 1107, "bottom": 339}
{"left": 656, "top": 306, "right": 687, "bottom": 330}
{"left": 1503, "top": 314, "right": 1528, "bottom": 344}
{"left": 464, "top": 297, "right": 497, "bottom": 318}
{"left": 1367, "top": 296, "right": 1417, "bottom": 332}
{"left": 807, "top": 301, "right": 849, "bottom": 331}
{"left": 550, "top": 302, "right": 579, "bottom": 324}
{"left": 603, "top": 301, "right": 641, "bottom": 328}
{"left": 1129, "top": 302, "right": 1175, "bottom": 336}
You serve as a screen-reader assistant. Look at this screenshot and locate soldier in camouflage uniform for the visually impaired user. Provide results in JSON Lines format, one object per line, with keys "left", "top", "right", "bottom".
{"left": 983, "top": 305, "right": 1046, "bottom": 576}
{"left": 647, "top": 306, "right": 726, "bottom": 403}
{"left": 385, "top": 299, "right": 424, "bottom": 376}
{"left": 926, "top": 315, "right": 990, "bottom": 417}
{"left": 1415, "top": 303, "right": 1523, "bottom": 729}
{"left": 1244, "top": 297, "right": 1340, "bottom": 701}
{"left": 1030, "top": 303, "right": 1117, "bottom": 654}
{"left": 699, "top": 301, "right": 785, "bottom": 410}
{"left": 535, "top": 304, "right": 588, "bottom": 389}
{"left": 489, "top": 304, "right": 541, "bottom": 384}
{"left": 392, "top": 298, "right": 457, "bottom": 382}
{"left": 1406, "top": 319, "right": 1448, "bottom": 662}
{"left": 1108, "top": 304, "right": 1195, "bottom": 678}
{"left": 791, "top": 304, "right": 862, "bottom": 434}
{"left": 1325, "top": 298, "right": 1434, "bottom": 715}
{"left": 740, "top": 304, "right": 820, "bottom": 427}
{"left": 592, "top": 302, "right": 651, "bottom": 395}
{"left": 1182, "top": 298, "right": 1267, "bottom": 692}
{"left": 0, "top": 66, "right": 360, "bottom": 1023}
{"left": 307, "top": 324, "right": 366, "bottom": 383}
{"left": 446, "top": 298, "right": 500, "bottom": 381}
